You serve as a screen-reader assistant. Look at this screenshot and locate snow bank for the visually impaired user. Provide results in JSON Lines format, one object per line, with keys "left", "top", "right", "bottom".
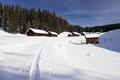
{"left": 0, "top": 30, "right": 10, "bottom": 35}
{"left": 98, "top": 29, "right": 120, "bottom": 52}
{"left": 57, "top": 32, "right": 86, "bottom": 45}
{"left": 69, "top": 36, "right": 86, "bottom": 44}
{"left": 0, "top": 30, "right": 25, "bottom": 37}
{"left": 57, "top": 32, "right": 72, "bottom": 38}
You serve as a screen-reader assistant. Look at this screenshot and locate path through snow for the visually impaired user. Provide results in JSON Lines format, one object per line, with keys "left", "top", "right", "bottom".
{"left": 29, "top": 47, "right": 42, "bottom": 80}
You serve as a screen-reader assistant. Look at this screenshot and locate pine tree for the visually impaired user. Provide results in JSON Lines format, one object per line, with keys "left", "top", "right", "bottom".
{"left": 0, "top": 3, "right": 2, "bottom": 28}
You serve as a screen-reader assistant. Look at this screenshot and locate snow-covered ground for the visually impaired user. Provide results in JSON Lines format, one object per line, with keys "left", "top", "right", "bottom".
{"left": 0, "top": 30, "right": 120, "bottom": 80}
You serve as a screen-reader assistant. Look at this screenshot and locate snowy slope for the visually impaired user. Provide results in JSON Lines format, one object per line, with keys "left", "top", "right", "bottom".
{"left": 0, "top": 30, "right": 120, "bottom": 80}
{"left": 98, "top": 29, "right": 120, "bottom": 52}
{"left": 0, "top": 31, "right": 52, "bottom": 80}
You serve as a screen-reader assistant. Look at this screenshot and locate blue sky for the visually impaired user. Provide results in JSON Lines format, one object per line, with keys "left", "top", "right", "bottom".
{"left": 0, "top": 0, "right": 120, "bottom": 27}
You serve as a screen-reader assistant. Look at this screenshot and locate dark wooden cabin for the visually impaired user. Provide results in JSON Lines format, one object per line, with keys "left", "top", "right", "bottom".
{"left": 86, "top": 37, "right": 99, "bottom": 44}
{"left": 85, "top": 32, "right": 99, "bottom": 44}
{"left": 26, "top": 28, "right": 49, "bottom": 36}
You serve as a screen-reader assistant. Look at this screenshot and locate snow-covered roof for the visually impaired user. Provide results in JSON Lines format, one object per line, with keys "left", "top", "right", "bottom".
{"left": 27, "top": 28, "right": 48, "bottom": 34}
{"left": 49, "top": 31, "right": 57, "bottom": 35}
{"left": 82, "top": 32, "right": 88, "bottom": 35}
{"left": 81, "top": 32, "right": 100, "bottom": 38}
{"left": 85, "top": 33, "right": 100, "bottom": 38}
{"left": 72, "top": 32, "right": 81, "bottom": 35}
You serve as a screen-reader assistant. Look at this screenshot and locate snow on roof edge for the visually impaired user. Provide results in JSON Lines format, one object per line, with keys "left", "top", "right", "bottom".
{"left": 27, "top": 28, "right": 48, "bottom": 34}
{"left": 72, "top": 32, "right": 80, "bottom": 35}
{"left": 49, "top": 31, "right": 57, "bottom": 35}
{"left": 85, "top": 34, "right": 100, "bottom": 38}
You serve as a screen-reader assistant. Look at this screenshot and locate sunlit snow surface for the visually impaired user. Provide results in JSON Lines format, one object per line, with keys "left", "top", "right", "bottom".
{"left": 0, "top": 30, "right": 120, "bottom": 80}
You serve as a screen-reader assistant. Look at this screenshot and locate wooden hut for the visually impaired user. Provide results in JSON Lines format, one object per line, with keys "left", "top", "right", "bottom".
{"left": 86, "top": 37, "right": 99, "bottom": 44}
{"left": 25, "top": 28, "right": 49, "bottom": 36}
{"left": 85, "top": 33, "right": 99, "bottom": 44}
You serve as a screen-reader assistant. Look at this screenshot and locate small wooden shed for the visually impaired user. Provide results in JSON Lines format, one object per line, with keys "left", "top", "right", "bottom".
{"left": 25, "top": 28, "right": 49, "bottom": 36}
{"left": 86, "top": 37, "right": 99, "bottom": 44}
{"left": 85, "top": 33, "right": 99, "bottom": 44}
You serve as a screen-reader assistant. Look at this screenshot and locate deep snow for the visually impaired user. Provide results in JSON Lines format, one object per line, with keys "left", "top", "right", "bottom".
{"left": 0, "top": 30, "right": 120, "bottom": 80}
{"left": 98, "top": 29, "right": 120, "bottom": 52}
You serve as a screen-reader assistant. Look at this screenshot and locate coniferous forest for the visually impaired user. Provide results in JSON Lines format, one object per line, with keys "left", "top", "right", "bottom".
{"left": 0, "top": 4, "right": 83, "bottom": 34}
{"left": 0, "top": 3, "right": 120, "bottom": 34}
{"left": 84, "top": 23, "right": 120, "bottom": 32}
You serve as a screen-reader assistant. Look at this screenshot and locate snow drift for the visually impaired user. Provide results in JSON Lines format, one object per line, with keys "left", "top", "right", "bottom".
{"left": 0, "top": 30, "right": 10, "bottom": 35}
{"left": 58, "top": 32, "right": 72, "bottom": 37}
{"left": 98, "top": 29, "right": 120, "bottom": 52}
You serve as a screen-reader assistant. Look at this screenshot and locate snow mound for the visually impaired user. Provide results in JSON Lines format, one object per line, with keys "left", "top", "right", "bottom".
{"left": 58, "top": 32, "right": 72, "bottom": 37}
{"left": 0, "top": 30, "right": 10, "bottom": 35}
{"left": 98, "top": 29, "right": 120, "bottom": 52}
{"left": 69, "top": 36, "right": 86, "bottom": 44}
{"left": 0, "top": 30, "right": 24, "bottom": 37}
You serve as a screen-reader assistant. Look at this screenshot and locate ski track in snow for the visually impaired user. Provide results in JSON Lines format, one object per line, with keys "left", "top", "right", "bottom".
{"left": 29, "top": 40, "right": 53, "bottom": 80}
{"left": 29, "top": 47, "right": 42, "bottom": 80}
